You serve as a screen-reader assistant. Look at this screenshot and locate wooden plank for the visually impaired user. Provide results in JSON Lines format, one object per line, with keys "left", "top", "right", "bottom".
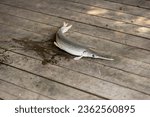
{"left": 1, "top": 48, "right": 150, "bottom": 99}
{"left": 0, "top": 0, "right": 149, "bottom": 38}
{"left": 69, "top": 32, "right": 150, "bottom": 64}
{"left": 0, "top": 4, "right": 149, "bottom": 52}
{"left": 41, "top": 0, "right": 150, "bottom": 28}
{"left": 2, "top": 44, "right": 150, "bottom": 95}
{"left": 105, "top": 0, "right": 150, "bottom": 9}
{"left": 0, "top": 13, "right": 57, "bottom": 36}
{"left": 0, "top": 13, "right": 150, "bottom": 64}
{"left": 0, "top": 64, "right": 100, "bottom": 100}
{"left": 0, "top": 79, "right": 52, "bottom": 100}
{"left": 0, "top": 18, "right": 150, "bottom": 79}
{"left": 1, "top": 42, "right": 150, "bottom": 100}
{"left": 0, "top": 89, "right": 19, "bottom": 100}
{"left": 36, "top": 95, "right": 52, "bottom": 100}
{"left": 66, "top": 0, "right": 150, "bottom": 18}
{"left": 0, "top": 9, "right": 150, "bottom": 64}
{"left": 0, "top": 4, "right": 149, "bottom": 98}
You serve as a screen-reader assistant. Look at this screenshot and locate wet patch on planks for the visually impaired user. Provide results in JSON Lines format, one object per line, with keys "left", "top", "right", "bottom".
{"left": 11, "top": 35, "right": 73, "bottom": 65}
{"left": 0, "top": 50, "right": 12, "bottom": 64}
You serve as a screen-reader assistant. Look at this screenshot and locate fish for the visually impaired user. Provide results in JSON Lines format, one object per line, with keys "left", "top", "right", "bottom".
{"left": 54, "top": 22, "right": 114, "bottom": 60}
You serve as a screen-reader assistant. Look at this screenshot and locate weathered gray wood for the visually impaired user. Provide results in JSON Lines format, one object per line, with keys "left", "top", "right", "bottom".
{"left": 0, "top": 13, "right": 150, "bottom": 72}
{"left": 105, "top": 0, "right": 150, "bottom": 9}
{"left": 0, "top": 0, "right": 150, "bottom": 100}
{"left": 0, "top": 89, "right": 50, "bottom": 100}
{"left": 0, "top": 4, "right": 149, "bottom": 52}
{"left": 0, "top": 89, "right": 19, "bottom": 99}
{"left": 69, "top": 32, "right": 150, "bottom": 64}
{"left": 0, "top": 0, "right": 149, "bottom": 38}
{"left": 1, "top": 47, "right": 150, "bottom": 99}
{"left": 0, "top": 79, "right": 51, "bottom": 99}
{"left": 65, "top": 0, "right": 150, "bottom": 18}
{"left": 36, "top": 95, "right": 52, "bottom": 100}
{"left": 0, "top": 64, "right": 101, "bottom": 100}
{"left": 0, "top": 11, "right": 150, "bottom": 65}
{"left": 0, "top": 13, "right": 57, "bottom": 36}
{"left": 0, "top": 19, "right": 150, "bottom": 79}
{"left": 42, "top": 0, "right": 150, "bottom": 28}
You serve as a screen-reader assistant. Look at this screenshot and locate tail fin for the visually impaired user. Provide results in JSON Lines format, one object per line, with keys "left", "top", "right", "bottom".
{"left": 61, "top": 22, "right": 72, "bottom": 33}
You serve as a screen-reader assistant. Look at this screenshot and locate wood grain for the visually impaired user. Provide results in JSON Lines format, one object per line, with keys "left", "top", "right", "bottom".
{"left": 0, "top": 16, "right": 150, "bottom": 79}
{"left": 65, "top": 0, "right": 150, "bottom": 18}
{"left": 0, "top": 3, "right": 149, "bottom": 51}
{"left": 0, "top": 89, "right": 18, "bottom": 100}
{"left": 105, "top": 0, "right": 150, "bottom": 9}
{"left": 43, "top": 0, "right": 150, "bottom": 28}
{"left": 0, "top": 64, "right": 101, "bottom": 100}
{"left": 0, "top": 0, "right": 149, "bottom": 38}
{"left": 0, "top": 79, "right": 52, "bottom": 99}
{"left": 0, "top": 0, "right": 150, "bottom": 99}
{"left": 1, "top": 46, "right": 150, "bottom": 99}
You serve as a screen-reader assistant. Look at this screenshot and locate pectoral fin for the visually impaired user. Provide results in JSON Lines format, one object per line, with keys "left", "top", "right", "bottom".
{"left": 54, "top": 41, "right": 58, "bottom": 47}
{"left": 74, "top": 56, "right": 83, "bottom": 60}
{"left": 54, "top": 42, "right": 62, "bottom": 49}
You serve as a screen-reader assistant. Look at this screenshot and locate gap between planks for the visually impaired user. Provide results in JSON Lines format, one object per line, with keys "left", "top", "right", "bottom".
{"left": 0, "top": 89, "right": 18, "bottom": 100}
{"left": 0, "top": 22, "right": 150, "bottom": 80}
{"left": 0, "top": 11, "right": 150, "bottom": 60}
{"left": 0, "top": 1, "right": 149, "bottom": 39}
{"left": 0, "top": 12, "right": 148, "bottom": 67}
{"left": 0, "top": 3, "right": 149, "bottom": 51}
{"left": 65, "top": 0, "right": 150, "bottom": 18}
{"left": 0, "top": 0, "right": 149, "bottom": 98}
{"left": 45, "top": 0, "right": 150, "bottom": 28}
{"left": 104, "top": 0, "right": 150, "bottom": 10}
{"left": 0, "top": 79, "right": 53, "bottom": 100}
{"left": 0, "top": 22, "right": 150, "bottom": 79}
{"left": 1, "top": 40, "right": 150, "bottom": 95}
{"left": 0, "top": 64, "right": 103, "bottom": 100}
{"left": 0, "top": 45, "right": 150, "bottom": 99}
{"left": 0, "top": 62, "right": 108, "bottom": 100}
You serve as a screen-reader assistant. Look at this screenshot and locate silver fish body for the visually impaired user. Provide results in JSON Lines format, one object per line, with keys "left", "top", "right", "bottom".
{"left": 54, "top": 22, "right": 113, "bottom": 61}
{"left": 56, "top": 30, "right": 87, "bottom": 56}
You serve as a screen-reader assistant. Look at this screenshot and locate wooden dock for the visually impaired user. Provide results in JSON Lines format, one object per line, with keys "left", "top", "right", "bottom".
{"left": 0, "top": 0, "right": 150, "bottom": 99}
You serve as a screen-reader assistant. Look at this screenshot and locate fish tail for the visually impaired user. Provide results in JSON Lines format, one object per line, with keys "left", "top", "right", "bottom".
{"left": 61, "top": 22, "right": 72, "bottom": 33}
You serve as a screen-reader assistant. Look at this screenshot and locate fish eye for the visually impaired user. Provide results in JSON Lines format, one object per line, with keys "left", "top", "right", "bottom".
{"left": 92, "top": 54, "right": 95, "bottom": 57}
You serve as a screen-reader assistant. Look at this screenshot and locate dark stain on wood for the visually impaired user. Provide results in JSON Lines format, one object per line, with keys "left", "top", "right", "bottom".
{"left": 0, "top": 50, "right": 12, "bottom": 64}
{"left": 11, "top": 35, "right": 72, "bottom": 65}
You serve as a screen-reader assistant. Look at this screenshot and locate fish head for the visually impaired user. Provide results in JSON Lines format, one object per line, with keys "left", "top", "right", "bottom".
{"left": 83, "top": 50, "right": 100, "bottom": 58}
{"left": 83, "top": 50, "right": 114, "bottom": 60}
{"left": 60, "top": 22, "right": 72, "bottom": 33}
